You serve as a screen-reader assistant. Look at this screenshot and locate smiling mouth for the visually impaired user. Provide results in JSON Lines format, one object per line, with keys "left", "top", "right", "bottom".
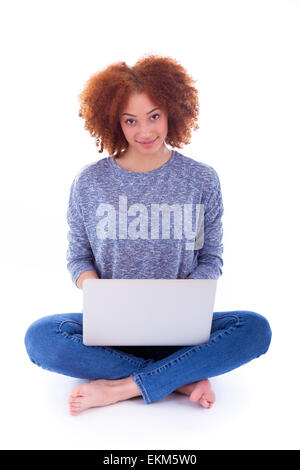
{"left": 138, "top": 138, "right": 157, "bottom": 144}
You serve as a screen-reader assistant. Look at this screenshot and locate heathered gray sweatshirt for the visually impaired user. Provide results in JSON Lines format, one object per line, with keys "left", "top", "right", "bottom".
{"left": 66, "top": 150, "right": 224, "bottom": 287}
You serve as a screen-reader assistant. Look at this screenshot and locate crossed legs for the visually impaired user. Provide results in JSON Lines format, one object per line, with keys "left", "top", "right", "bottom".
{"left": 24, "top": 311, "right": 271, "bottom": 415}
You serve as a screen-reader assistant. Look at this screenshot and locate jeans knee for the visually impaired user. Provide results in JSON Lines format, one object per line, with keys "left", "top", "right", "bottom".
{"left": 24, "top": 314, "right": 67, "bottom": 367}
{"left": 25, "top": 313, "right": 83, "bottom": 373}
{"left": 25, "top": 316, "right": 50, "bottom": 364}
{"left": 241, "top": 311, "right": 272, "bottom": 356}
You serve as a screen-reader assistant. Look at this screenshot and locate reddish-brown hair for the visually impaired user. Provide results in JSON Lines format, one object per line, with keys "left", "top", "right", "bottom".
{"left": 78, "top": 53, "right": 199, "bottom": 158}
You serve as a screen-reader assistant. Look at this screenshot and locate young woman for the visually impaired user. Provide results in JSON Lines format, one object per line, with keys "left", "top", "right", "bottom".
{"left": 24, "top": 54, "right": 272, "bottom": 416}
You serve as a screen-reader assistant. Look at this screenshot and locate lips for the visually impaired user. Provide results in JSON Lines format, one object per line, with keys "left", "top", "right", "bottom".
{"left": 139, "top": 138, "right": 157, "bottom": 144}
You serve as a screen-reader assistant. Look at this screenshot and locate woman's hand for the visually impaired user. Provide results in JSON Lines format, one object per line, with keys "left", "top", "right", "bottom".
{"left": 76, "top": 270, "right": 99, "bottom": 289}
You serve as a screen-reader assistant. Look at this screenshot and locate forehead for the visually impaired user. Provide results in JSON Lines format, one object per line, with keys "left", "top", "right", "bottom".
{"left": 122, "top": 92, "right": 158, "bottom": 111}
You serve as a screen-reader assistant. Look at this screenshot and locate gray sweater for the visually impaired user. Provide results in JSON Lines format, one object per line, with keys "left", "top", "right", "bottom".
{"left": 66, "top": 150, "right": 224, "bottom": 287}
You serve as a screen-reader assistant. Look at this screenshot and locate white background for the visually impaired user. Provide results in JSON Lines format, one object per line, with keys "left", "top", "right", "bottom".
{"left": 0, "top": 0, "right": 299, "bottom": 450}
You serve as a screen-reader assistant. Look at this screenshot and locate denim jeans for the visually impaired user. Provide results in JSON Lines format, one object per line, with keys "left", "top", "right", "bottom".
{"left": 24, "top": 310, "right": 272, "bottom": 404}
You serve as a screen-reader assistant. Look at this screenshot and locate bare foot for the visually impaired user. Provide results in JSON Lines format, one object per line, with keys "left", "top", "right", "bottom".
{"left": 68, "top": 377, "right": 141, "bottom": 416}
{"left": 175, "top": 379, "right": 215, "bottom": 408}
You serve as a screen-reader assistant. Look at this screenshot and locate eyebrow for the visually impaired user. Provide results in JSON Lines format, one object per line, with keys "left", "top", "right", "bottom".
{"left": 121, "top": 107, "right": 160, "bottom": 117}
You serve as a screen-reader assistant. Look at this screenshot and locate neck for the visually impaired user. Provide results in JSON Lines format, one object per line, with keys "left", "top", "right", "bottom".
{"left": 118, "top": 144, "right": 172, "bottom": 172}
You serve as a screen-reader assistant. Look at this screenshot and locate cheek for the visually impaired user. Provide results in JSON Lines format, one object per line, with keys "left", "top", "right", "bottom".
{"left": 159, "top": 116, "right": 168, "bottom": 133}
{"left": 125, "top": 129, "right": 135, "bottom": 141}
{"left": 121, "top": 124, "right": 132, "bottom": 140}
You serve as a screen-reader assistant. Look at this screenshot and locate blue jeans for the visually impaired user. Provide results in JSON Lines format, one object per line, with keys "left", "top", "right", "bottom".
{"left": 24, "top": 310, "right": 272, "bottom": 404}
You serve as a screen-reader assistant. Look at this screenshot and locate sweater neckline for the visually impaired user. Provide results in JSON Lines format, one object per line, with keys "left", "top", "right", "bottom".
{"left": 108, "top": 149, "right": 177, "bottom": 179}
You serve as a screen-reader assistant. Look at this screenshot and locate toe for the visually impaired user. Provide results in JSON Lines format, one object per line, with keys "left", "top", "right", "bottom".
{"left": 69, "top": 390, "right": 82, "bottom": 400}
{"left": 189, "top": 387, "right": 202, "bottom": 402}
{"left": 199, "top": 396, "right": 210, "bottom": 408}
{"left": 199, "top": 391, "right": 215, "bottom": 408}
{"left": 69, "top": 384, "right": 88, "bottom": 402}
{"left": 189, "top": 392, "right": 200, "bottom": 402}
{"left": 71, "top": 383, "right": 91, "bottom": 396}
{"left": 68, "top": 394, "right": 80, "bottom": 405}
{"left": 70, "top": 396, "right": 82, "bottom": 404}
{"left": 69, "top": 402, "right": 82, "bottom": 414}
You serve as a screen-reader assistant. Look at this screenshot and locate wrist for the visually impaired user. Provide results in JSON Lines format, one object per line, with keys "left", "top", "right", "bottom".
{"left": 76, "top": 270, "right": 99, "bottom": 289}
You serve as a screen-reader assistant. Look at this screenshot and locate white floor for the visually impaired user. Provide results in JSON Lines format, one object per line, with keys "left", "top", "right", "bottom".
{"left": 3, "top": 344, "right": 297, "bottom": 450}
{"left": 2, "top": 266, "right": 299, "bottom": 450}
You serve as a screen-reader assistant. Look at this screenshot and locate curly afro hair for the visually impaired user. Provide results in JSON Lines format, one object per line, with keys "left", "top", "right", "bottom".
{"left": 78, "top": 53, "right": 200, "bottom": 158}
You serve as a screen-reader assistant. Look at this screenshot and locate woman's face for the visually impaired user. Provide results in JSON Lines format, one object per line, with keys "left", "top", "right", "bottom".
{"left": 119, "top": 92, "right": 169, "bottom": 155}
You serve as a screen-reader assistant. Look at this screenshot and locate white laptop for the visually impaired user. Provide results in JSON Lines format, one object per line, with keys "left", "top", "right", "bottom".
{"left": 82, "top": 279, "right": 217, "bottom": 346}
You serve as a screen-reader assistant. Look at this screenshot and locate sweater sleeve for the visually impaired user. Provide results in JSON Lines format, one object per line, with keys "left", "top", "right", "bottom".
{"left": 187, "top": 171, "right": 224, "bottom": 280}
{"left": 66, "top": 176, "right": 98, "bottom": 287}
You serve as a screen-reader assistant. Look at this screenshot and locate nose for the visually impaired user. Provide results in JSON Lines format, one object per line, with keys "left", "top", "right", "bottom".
{"left": 136, "top": 122, "right": 156, "bottom": 141}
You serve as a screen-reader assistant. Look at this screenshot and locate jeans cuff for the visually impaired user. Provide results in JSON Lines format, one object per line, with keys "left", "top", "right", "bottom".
{"left": 131, "top": 374, "right": 152, "bottom": 404}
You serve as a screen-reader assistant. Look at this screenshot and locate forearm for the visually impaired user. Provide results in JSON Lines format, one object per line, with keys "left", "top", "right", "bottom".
{"left": 187, "top": 254, "right": 223, "bottom": 280}
{"left": 76, "top": 270, "right": 99, "bottom": 289}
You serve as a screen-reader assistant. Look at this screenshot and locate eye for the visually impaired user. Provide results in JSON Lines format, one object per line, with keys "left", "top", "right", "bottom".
{"left": 151, "top": 113, "right": 160, "bottom": 120}
{"left": 125, "top": 118, "right": 135, "bottom": 125}
{"left": 124, "top": 113, "right": 160, "bottom": 125}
